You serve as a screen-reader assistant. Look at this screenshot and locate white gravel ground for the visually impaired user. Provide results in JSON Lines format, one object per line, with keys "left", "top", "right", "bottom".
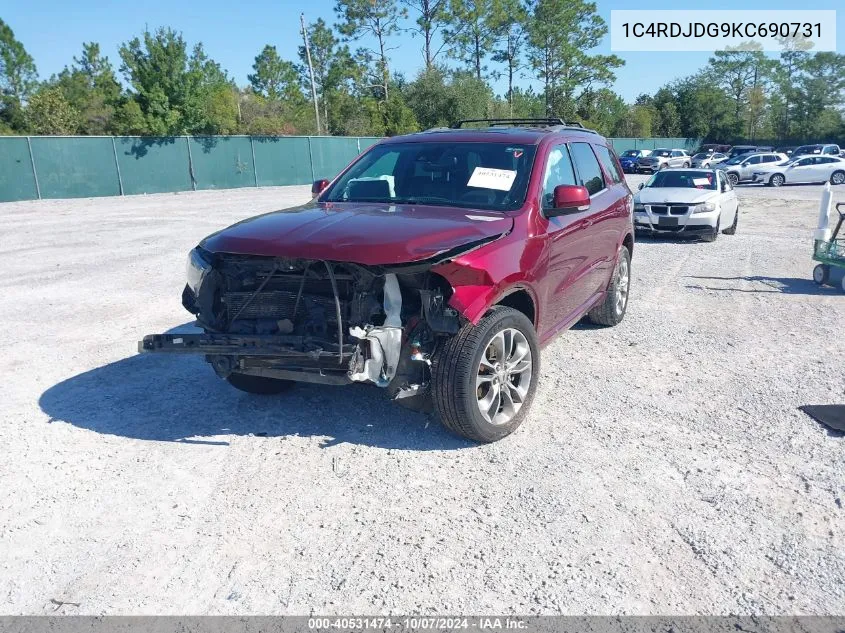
{"left": 1, "top": 177, "right": 843, "bottom": 615}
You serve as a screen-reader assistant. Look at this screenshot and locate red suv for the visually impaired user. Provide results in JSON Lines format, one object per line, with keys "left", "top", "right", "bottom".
{"left": 140, "top": 118, "right": 634, "bottom": 442}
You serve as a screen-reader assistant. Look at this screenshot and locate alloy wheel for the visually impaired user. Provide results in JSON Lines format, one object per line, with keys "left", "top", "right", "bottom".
{"left": 476, "top": 328, "right": 533, "bottom": 426}
{"left": 615, "top": 256, "right": 630, "bottom": 316}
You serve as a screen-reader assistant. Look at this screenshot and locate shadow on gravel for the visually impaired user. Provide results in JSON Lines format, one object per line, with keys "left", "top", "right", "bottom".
{"left": 38, "top": 324, "right": 471, "bottom": 450}
{"left": 634, "top": 234, "right": 708, "bottom": 244}
{"left": 684, "top": 275, "right": 839, "bottom": 295}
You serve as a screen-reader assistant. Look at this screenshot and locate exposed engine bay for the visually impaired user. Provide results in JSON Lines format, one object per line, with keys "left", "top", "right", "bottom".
{"left": 141, "top": 248, "right": 464, "bottom": 399}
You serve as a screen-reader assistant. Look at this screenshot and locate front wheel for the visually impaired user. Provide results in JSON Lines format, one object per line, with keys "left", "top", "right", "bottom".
{"left": 813, "top": 264, "right": 830, "bottom": 286}
{"left": 431, "top": 306, "right": 540, "bottom": 443}
{"left": 770, "top": 174, "right": 785, "bottom": 187}
{"left": 701, "top": 216, "right": 720, "bottom": 242}
{"left": 831, "top": 170, "right": 845, "bottom": 185}
{"left": 226, "top": 372, "right": 294, "bottom": 395}
{"left": 723, "top": 207, "right": 738, "bottom": 235}
{"left": 587, "top": 246, "right": 631, "bottom": 326}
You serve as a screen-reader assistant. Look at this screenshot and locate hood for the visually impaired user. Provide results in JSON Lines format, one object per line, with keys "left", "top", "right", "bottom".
{"left": 635, "top": 188, "right": 718, "bottom": 205}
{"left": 200, "top": 201, "right": 513, "bottom": 266}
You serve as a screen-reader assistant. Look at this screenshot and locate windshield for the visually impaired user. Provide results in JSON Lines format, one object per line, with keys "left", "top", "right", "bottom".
{"left": 794, "top": 145, "right": 821, "bottom": 155}
{"left": 724, "top": 155, "right": 746, "bottom": 165}
{"left": 621, "top": 150, "right": 639, "bottom": 157}
{"left": 651, "top": 149, "right": 671, "bottom": 157}
{"left": 692, "top": 153, "right": 708, "bottom": 160}
{"left": 645, "top": 170, "right": 717, "bottom": 190}
{"left": 323, "top": 141, "right": 538, "bottom": 211}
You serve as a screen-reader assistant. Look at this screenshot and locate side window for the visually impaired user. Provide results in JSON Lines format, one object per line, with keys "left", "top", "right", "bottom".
{"left": 541, "top": 145, "right": 577, "bottom": 208}
{"left": 762, "top": 155, "right": 777, "bottom": 163}
{"left": 747, "top": 156, "right": 762, "bottom": 165}
{"left": 671, "top": 150, "right": 681, "bottom": 157}
{"left": 797, "top": 158, "right": 813, "bottom": 166}
{"left": 569, "top": 143, "right": 606, "bottom": 196}
{"left": 594, "top": 144, "right": 624, "bottom": 184}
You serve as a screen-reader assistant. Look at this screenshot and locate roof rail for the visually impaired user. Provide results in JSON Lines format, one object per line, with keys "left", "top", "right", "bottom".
{"left": 450, "top": 118, "right": 598, "bottom": 133}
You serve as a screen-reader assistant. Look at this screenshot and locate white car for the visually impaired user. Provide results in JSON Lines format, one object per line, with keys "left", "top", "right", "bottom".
{"left": 751, "top": 155, "right": 845, "bottom": 187}
{"left": 633, "top": 169, "right": 739, "bottom": 242}
{"left": 717, "top": 152, "right": 788, "bottom": 185}
{"left": 690, "top": 152, "right": 728, "bottom": 168}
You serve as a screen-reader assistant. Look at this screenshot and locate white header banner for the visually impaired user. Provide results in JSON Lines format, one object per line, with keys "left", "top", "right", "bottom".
{"left": 611, "top": 10, "right": 836, "bottom": 52}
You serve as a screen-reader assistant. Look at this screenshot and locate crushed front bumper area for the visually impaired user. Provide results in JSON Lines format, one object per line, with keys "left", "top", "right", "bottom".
{"left": 138, "top": 332, "right": 357, "bottom": 385}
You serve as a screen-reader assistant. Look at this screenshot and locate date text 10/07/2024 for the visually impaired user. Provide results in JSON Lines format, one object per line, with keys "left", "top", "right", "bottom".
{"left": 307, "top": 617, "right": 529, "bottom": 630}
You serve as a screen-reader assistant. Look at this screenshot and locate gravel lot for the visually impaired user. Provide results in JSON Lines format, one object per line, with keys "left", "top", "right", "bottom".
{"left": 1, "top": 176, "right": 843, "bottom": 615}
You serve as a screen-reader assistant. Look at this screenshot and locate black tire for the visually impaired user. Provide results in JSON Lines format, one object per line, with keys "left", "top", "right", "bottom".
{"left": 831, "top": 170, "right": 845, "bottom": 185}
{"left": 701, "top": 216, "right": 720, "bottom": 242}
{"left": 727, "top": 172, "right": 739, "bottom": 186}
{"left": 683, "top": 161, "right": 691, "bottom": 168}
{"left": 659, "top": 163, "right": 668, "bottom": 170}
{"left": 722, "top": 207, "right": 738, "bottom": 235}
{"left": 587, "top": 246, "right": 631, "bottom": 327}
{"left": 770, "top": 173, "right": 785, "bottom": 187}
{"left": 226, "top": 372, "right": 294, "bottom": 395}
{"left": 813, "top": 264, "right": 830, "bottom": 286}
{"left": 431, "top": 306, "right": 540, "bottom": 443}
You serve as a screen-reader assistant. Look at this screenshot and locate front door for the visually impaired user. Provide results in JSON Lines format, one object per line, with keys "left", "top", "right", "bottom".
{"left": 539, "top": 143, "right": 604, "bottom": 335}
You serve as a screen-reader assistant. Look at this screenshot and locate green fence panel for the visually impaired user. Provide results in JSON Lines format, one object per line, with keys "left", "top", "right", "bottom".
{"left": 609, "top": 138, "right": 699, "bottom": 152}
{"left": 0, "top": 138, "right": 39, "bottom": 202}
{"left": 252, "top": 137, "right": 313, "bottom": 186}
{"left": 115, "top": 137, "right": 192, "bottom": 195}
{"left": 358, "top": 137, "right": 381, "bottom": 152}
{"left": 310, "top": 136, "right": 361, "bottom": 181}
{"left": 30, "top": 136, "right": 119, "bottom": 198}
{"left": 188, "top": 136, "right": 255, "bottom": 190}
{"left": 608, "top": 138, "right": 639, "bottom": 153}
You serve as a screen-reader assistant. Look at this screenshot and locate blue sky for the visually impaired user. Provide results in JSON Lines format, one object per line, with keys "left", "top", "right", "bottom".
{"left": 3, "top": 0, "right": 842, "bottom": 102}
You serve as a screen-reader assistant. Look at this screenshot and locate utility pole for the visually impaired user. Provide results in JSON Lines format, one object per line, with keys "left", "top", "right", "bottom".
{"left": 301, "top": 13, "right": 322, "bottom": 135}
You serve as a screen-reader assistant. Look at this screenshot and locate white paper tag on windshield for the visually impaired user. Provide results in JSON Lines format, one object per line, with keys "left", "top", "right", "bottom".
{"left": 467, "top": 167, "right": 517, "bottom": 191}
{"left": 693, "top": 178, "right": 711, "bottom": 186}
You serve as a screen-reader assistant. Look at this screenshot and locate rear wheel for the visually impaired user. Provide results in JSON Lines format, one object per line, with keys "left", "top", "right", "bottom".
{"left": 770, "top": 173, "right": 785, "bottom": 187}
{"left": 431, "top": 306, "right": 540, "bottom": 443}
{"left": 831, "top": 170, "right": 845, "bottom": 185}
{"left": 587, "top": 246, "right": 631, "bottom": 327}
{"left": 813, "top": 264, "right": 830, "bottom": 286}
{"left": 659, "top": 163, "right": 668, "bottom": 170}
{"left": 728, "top": 172, "right": 739, "bottom": 186}
{"left": 683, "top": 161, "right": 691, "bottom": 168}
{"left": 226, "top": 373, "right": 294, "bottom": 395}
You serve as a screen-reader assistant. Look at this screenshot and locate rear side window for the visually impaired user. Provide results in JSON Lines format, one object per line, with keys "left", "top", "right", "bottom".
{"left": 569, "top": 143, "right": 606, "bottom": 196}
{"left": 594, "top": 145, "right": 624, "bottom": 184}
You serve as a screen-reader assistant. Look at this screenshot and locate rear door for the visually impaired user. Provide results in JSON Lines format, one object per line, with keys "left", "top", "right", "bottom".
{"left": 669, "top": 150, "right": 683, "bottom": 167}
{"left": 815, "top": 157, "right": 841, "bottom": 181}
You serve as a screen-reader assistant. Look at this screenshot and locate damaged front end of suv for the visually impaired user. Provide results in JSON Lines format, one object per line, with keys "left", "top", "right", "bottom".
{"left": 139, "top": 241, "right": 493, "bottom": 402}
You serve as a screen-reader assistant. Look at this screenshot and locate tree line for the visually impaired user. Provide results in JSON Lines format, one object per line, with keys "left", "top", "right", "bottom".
{"left": 1, "top": 1, "right": 843, "bottom": 143}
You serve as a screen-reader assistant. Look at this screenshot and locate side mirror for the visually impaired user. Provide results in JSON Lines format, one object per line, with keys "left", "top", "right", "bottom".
{"left": 311, "top": 178, "right": 330, "bottom": 197}
{"left": 547, "top": 184, "right": 590, "bottom": 217}
{"left": 637, "top": 182, "right": 644, "bottom": 190}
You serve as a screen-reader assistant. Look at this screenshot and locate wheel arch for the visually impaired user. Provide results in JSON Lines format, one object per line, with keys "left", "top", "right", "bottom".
{"left": 493, "top": 286, "right": 538, "bottom": 330}
{"left": 622, "top": 232, "right": 634, "bottom": 258}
